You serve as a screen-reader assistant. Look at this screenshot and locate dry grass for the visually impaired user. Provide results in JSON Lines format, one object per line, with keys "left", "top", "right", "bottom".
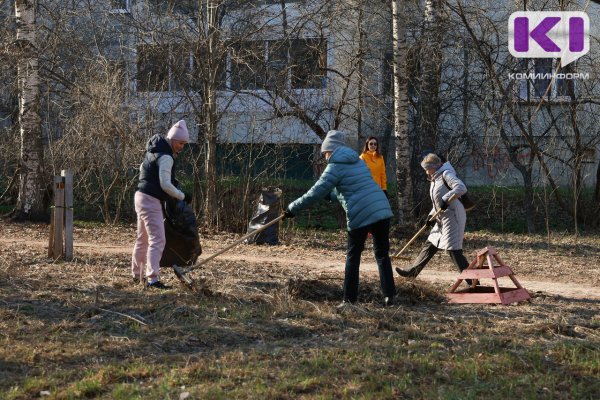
{"left": 0, "top": 221, "right": 599, "bottom": 399}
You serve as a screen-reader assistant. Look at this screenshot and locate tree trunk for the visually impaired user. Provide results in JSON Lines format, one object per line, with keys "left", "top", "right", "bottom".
{"left": 594, "top": 160, "right": 600, "bottom": 226}
{"left": 412, "top": 0, "right": 443, "bottom": 219}
{"left": 419, "top": 0, "right": 442, "bottom": 152}
{"left": 356, "top": 1, "right": 365, "bottom": 144}
{"left": 522, "top": 163, "right": 536, "bottom": 234}
{"left": 595, "top": 160, "right": 600, "bottom": 202}
{"left": 202, "top": 0, "right": 220, "bottom": 229}
{"left": 392, "top": 0, "right": 412, "bottom": 225}
{"left": 523, "top": 105, "right": 536, "bottom": 234}
{"left": 203, "top": 103, "right": 218, "bottom": 228}
{"left": 14, "top": 0, "right": 44, "bottom": 220}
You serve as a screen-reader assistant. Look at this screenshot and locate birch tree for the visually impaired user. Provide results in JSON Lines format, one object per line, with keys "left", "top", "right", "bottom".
{"left": 418, "top": 0, "right": 442, "bottom": 153}
{"left": 13, "top": 0, "right": 44, "bottom": 220}
{"left": 409, "top": 0, "right": 444, "bottom": 216}
{"left": 200, "top": 0, "right": 222, "bottom": 228}
{"left": 392, "top": 0, "right": 412, "bottom": 225}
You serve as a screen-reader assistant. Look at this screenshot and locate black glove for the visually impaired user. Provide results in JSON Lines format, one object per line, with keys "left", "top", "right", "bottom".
{"left": 440, "top": 200, "right": 449, "bottom": 211}
{"left": 383, "top": 190, "right": 388, "bottom": 198}
{"left": 283, "top": 209, "right": 295, "bottom": 219}
{"left": 426, "top": 218, "right": 436, "bottom": 227}
{"left": 183, "top": 192, "right": 192, "bottom": 204}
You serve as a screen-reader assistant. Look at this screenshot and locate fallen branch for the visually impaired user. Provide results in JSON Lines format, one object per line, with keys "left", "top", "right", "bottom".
{"left": 96, "top": 307, "right": 148, "bottom": 326}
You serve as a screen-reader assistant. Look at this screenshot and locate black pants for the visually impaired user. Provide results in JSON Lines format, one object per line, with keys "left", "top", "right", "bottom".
{"left": 344, "top": 218, "right": 396, "bottom": 303}
{"left": 403, "top": 241, "right": 469, "bottom": 278}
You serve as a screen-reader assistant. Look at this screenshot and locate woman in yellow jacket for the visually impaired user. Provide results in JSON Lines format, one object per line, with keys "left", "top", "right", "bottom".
{"left": 360, "top": 136, "right": 387, "bottom": 196}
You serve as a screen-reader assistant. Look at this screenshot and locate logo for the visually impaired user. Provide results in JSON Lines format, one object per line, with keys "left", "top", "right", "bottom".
{"left": 508, "top": 11, "right": 589, "bottom": 67}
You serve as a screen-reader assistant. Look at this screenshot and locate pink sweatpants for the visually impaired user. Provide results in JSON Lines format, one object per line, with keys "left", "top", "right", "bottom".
{"left": 131, "top": 191, "right": 165, "bottom": 280}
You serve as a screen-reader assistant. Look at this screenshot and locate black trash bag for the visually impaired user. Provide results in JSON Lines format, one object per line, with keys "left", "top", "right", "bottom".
{"left": 160, "top": 199, "right": 202, "bottom": 268}
{"left": 245, "top": 187, "right": 282, "bottom": 245}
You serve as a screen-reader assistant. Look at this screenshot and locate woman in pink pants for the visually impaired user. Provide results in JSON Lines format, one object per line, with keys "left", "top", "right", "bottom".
{"left": 131, "top": 120, "right": 191, "bottom": 289}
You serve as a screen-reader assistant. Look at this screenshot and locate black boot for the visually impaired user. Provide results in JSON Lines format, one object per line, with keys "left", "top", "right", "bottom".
{"left": 395, "top": 267, "right": 416, "bottom": 278}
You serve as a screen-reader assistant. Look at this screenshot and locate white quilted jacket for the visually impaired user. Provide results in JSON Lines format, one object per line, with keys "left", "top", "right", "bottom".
{"left": 427, "top": 162, "right": 468, "bottom": 250}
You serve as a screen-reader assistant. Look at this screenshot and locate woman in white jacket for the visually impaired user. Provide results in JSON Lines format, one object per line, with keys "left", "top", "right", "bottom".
{"left": 395, "top": 153, "right": 470, "bottom": 279}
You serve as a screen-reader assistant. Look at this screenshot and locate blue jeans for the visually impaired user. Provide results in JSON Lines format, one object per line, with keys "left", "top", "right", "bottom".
{"left": 344, "top": 218, "right": 396, "bottom": 302}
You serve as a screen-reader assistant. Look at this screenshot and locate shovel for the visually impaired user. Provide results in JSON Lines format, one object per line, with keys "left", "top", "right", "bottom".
{"left": 392, "top": 194, "right": 458, "bottom": 260}
{"left": 172, "top": 214, "right": 286, "bottom": 287}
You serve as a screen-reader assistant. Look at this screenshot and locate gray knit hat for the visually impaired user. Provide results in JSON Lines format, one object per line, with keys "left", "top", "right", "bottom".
{"left": 320, "top": 130, "right": 346, "bottom": 153}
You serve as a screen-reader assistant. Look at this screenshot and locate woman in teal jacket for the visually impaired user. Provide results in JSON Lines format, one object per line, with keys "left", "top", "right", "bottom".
{"left": 285, "top": 130, "right": 396, "bottom": 306}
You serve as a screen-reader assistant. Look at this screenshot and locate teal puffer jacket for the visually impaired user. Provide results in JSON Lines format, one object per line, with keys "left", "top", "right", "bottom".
{"left": 288, "top": 146, "right": 393, "bottom": 231}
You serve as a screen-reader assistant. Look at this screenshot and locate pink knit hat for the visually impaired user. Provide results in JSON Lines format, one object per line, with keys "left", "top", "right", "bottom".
{"left": 167, "top": 120, "right": 190, "bottom": 142}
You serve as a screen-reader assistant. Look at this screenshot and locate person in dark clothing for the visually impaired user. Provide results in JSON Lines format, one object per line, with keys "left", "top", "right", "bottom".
{"left": 284, "top": 130, "right": 396, "bottom": 307}
{"left": 131, "top": 120, "right": 191, "bottom": 289}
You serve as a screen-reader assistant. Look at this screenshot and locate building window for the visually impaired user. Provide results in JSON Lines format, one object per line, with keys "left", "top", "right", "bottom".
{"left": 263, "top": 0, "right": 300, "bottom": 4}
{"left": 137, "top": 38, "right": 326, "bottom": 93}
{"left": 230, "top": 41, "right": 267, "bottom": 91}
{"left": 289, "top": 38, "right": 327, "bottom": 89}
{"left": 582, "top": 147, "right": 596, "bottom": 164}
{"left": 532, "top": 58, "right": 552, "bottom": 99}
{"left": 193, "top": 47, "right": 227, "bottom": 91}
{"left": 173, "top": 0, "right": 199, "bottom": 15}
{"left": 147, "top": 0, "right": 199, "bottom": 15}
{"left": 229, "top": 0, "right": 301, "bottom": 8}
{"left": 556, "top": 64, "right": 575, "bottom": 98}
{"left": 229, "top": 38, "right": 326, "bottom": 91}
{"left": 516, "top": 58, "right": 574, "bottom": 102}
{"left": 266, "top": 40, "right": 288, "bottom": 89}
{"left": 137, "top": 44, "right": 169, "bottom": 92}
{"left": 137, "top": 43, "right": 194, "bottom": 92}
{"left": 110, "top": 0, "right": 131, "bottom": 13}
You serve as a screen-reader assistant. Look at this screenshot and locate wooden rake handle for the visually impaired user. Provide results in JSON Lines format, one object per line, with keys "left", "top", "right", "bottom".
{"left": 392, "top": 193, "right": 458, "bottom": 259}
{"left": 184, "top": 214, "right": 286, "bottom": 272}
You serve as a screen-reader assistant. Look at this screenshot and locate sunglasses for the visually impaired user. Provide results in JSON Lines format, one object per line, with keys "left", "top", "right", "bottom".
{"left": 368, "top": 142, "right": 378, "bottom": 146}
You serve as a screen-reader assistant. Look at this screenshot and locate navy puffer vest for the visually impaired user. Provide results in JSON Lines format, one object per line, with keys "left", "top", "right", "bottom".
{"left": 137, "top": 134, "right": 176, "bottom": 201}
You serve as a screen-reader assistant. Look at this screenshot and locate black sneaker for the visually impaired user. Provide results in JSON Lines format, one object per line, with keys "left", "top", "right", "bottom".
{"left": 147, "top": 281, "right": 171, "bottom": 290}
{"left": 383, "top": 297, "right": 394, "bottom": 307}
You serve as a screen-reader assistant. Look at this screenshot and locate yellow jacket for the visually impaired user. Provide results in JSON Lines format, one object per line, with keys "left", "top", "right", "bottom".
{"left": 359, "top": 151, "right": 387, "bottom": 190}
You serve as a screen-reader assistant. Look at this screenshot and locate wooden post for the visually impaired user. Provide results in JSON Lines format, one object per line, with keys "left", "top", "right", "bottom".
{"left": 62, "top": 170, "right": 73, "bottom": 261}
{"left": 48, "top": 201, "right": 55, "bottom": 258}
{"left": 51, "top": 175, "right": 65, "bottom": 259}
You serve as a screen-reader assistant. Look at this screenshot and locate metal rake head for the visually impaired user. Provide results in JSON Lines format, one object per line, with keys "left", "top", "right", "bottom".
{"left": 172, "top": 264, "right": 194, "bottom": 288}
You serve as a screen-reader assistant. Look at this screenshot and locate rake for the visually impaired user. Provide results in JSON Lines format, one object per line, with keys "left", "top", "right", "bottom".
{"left": 392, "top": 193, "right": 458, "bottom": 260}
{"left": 172, "top": 214, "right": 286, "bottom": 287}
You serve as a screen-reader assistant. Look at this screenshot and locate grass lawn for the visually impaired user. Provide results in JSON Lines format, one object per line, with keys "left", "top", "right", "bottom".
{"left": 1, "top": 223, "right": 598, "bottom": 399}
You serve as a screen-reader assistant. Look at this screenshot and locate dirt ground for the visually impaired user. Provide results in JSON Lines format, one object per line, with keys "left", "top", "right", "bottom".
{"left": 1, "top": 221, "right": 598, "bottom": 300}
{"left": 1, "top": 221, "right": 599, "bottom": 398}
